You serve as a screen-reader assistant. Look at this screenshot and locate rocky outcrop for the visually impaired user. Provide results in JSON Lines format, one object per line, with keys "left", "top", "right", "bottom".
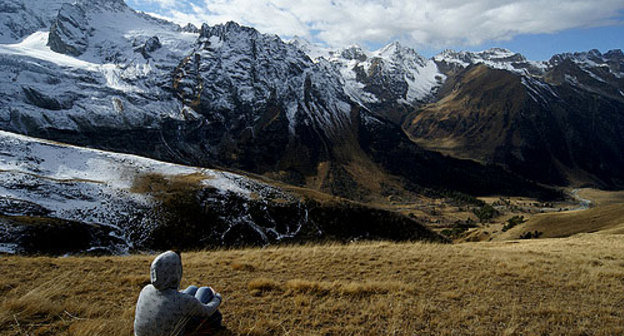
{"left": 22, "top": 86, "right": 74, "bottom": 110}
{"left": 144, "top": 36, "right": 161, "bottom": 53}
{"left": 135, "top": 35, "right": 161, "bottom": 58}
{"left": 339, "top": 46, "right": 367, "bottom": 61}
{"left": 48, "top": 3, "right": 89, "bottom": 56}
{"left": 181, "top": 23, "right": 199, "bottom": 33}
{"left": 0, "top": 0, "right": 67, "bottom": 43}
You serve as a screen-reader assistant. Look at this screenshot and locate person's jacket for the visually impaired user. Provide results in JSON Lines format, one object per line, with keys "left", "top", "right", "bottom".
{"left": 134, "top": 251, "right": 221, "bottom": 336}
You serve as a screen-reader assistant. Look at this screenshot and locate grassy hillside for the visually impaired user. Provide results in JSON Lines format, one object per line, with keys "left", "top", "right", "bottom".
{"left": 496, "top": 189, "right": 624, "bottom": 239}
{"left": 2, "top": 234, "right": 624, "bottom": 335}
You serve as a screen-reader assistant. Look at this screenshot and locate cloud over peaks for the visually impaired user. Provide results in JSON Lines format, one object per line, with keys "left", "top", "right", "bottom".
{"left": 132, "top": 0, "right": 624, "bottom": 48}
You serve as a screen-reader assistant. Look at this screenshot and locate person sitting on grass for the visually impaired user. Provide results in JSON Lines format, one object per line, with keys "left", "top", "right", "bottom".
{"left": 134, "top": 250, "right": 223, "bottom": 336}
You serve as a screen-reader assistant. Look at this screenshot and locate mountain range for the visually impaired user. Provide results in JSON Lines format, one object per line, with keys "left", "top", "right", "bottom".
{"left": 0, "top": 0, "right": 622, "bottom": 252}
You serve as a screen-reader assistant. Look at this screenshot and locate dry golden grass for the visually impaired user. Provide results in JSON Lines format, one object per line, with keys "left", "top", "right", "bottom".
{"left": 513, "top": 204, "right": 624, "bottom": 238}
{"left": 496, "top": 189, "right": 624, "bottom": 239}
{"left": 577, "top": 188, "right": 624, "bottom": 207}
{"left": 464, "top": 188, "right": 624, "bottom": 242}
{"left": 130, "top": 172, "right": 208, "bottom": 200}
{"left": 2, "top": 234, "right": 624, "bottom": 335}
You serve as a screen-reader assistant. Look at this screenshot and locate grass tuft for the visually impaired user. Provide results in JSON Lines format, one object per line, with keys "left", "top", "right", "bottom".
{"left": 338, "top": 281, "right": 399, "bottom": 297}
{"left": 284, "top": 279, "right": 333, "bottom": 296}
{"left": 232, "top": 262, "right": 256, "bottom": 272}
{"left": 247, "top": 278, "right": 281, "bottom": 295}
{"left": 245, "top": 320, "right": 283, "bottom": 336}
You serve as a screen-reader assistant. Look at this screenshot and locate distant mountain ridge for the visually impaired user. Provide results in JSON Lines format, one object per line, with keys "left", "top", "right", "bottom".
{"left": 0, "top": 0, "right": 622, "bottom": 203}
{"left": 407, "top": 48, "right": 624, "bottom": 188}
{"left": 289, "top": 38, "right": 624, "bottom": 188}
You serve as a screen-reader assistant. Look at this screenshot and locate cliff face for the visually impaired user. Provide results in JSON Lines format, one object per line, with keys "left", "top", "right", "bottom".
{"left": 0, "top": 0, "right": 68, "bottom": 43}
{"left": 47, "top": 3, "right": 89, "bottom": 56}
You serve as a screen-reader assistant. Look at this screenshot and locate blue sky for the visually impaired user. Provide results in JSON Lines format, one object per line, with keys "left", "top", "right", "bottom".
{"left": 417, "top": 25, "right": 624, "bottom": 60}
{"left": 128, "top": 0, "right": 624, "bottom": 60}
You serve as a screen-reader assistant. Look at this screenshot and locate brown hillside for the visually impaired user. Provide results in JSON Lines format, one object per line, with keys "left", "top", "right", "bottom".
{"left": 406, "top": 64, "right": 526, "bottom": 161}
{"left": 498, "top": 189, "right": 624, "bottom": 239}
{"left": 405, "top": 63, "right": 624, "bottom": 188}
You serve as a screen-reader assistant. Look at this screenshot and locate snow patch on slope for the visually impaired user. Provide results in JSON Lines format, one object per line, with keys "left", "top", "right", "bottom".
{"left": 404, "top": 60, "right": 443, "bottom": 103}
{"left": 0, "top": 130, "right": 259, "bottom": 220}
{"left": 0, "top": 31, "right": 98, "bottom": 69}
{"left": 0, "top": 130, "right": 283, "bottom": 253}
{"left": 0, "top": 31, "right": 143, "bottom": 92}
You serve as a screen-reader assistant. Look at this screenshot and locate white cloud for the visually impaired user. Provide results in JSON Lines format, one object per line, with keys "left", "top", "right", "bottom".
{"left": 133, "top": 0, "right": 624, "bottom": 48}
{"left": 130, "top": 0, "right": 177, "bottom": 8}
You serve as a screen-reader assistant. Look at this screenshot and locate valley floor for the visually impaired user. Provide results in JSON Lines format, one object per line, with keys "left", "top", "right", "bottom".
{"left": 2, "top": 233, "right": 624, "bottom": 335}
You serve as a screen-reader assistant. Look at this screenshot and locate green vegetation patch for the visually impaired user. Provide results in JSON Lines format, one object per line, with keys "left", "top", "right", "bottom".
{"left": 473, "top": 204, "right": 498, "bottom": 223}
{"left": 502, "top": 215, "right": 526, "bottom": 232}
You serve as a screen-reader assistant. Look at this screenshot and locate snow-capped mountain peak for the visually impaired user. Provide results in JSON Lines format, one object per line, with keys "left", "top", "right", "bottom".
{"left": 375, "top": 41, "right": 428, "bottom": 67}
{"left": 434, "top": 48, "right": 526, "bottom": 66}
{"left": 433, "top": 48, "right": 546, "bottom": 76}
{"left": 375, "top": 41, "right": 415, "bottom": 59}
{"left": 287, "top": 35, "right": 331, "bottom": 61}
{"left": 324, "top": 40, "right": 443, "bottom": 107}
{"left": 336, "top": 45, "right": 368, "bottom": 61}
{"left": 375, "top": 41, "right": 402, "bottom": 57}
